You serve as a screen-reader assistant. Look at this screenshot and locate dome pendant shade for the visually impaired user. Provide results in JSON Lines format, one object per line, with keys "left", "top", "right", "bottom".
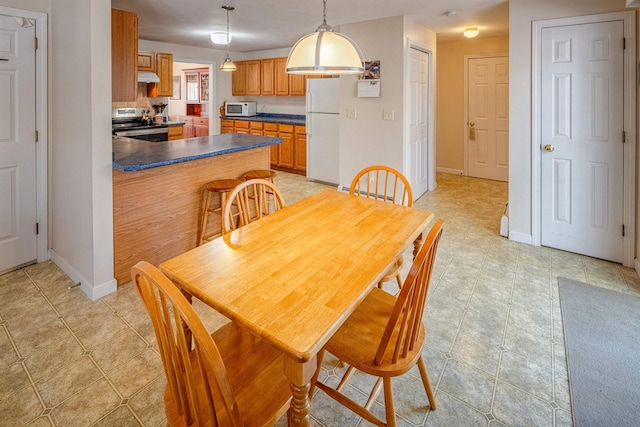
{"left": 286, "top": 29, "right": 364, "bottom": 74}
{"left": 220, "top": 56, "right": 237, "bottom": 71}
{"left": 286, "top": 0, "right": 364, "bottom": 75}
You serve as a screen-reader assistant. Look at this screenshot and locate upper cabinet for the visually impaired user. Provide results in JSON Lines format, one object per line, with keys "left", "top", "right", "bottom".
{"left": 246, "top": 60, "right": 262, "bottom": 96}
{"left": 231, "top": 57, "right": 315, "bottom": 97}
{"left": 139, "top": 52, "right": 174, "bottom": 97}
{"left": 112, "top": 9, "right": 138, "bottom": 102}
{"left": 231, "top": 61, "right": 247, "bottom": 96}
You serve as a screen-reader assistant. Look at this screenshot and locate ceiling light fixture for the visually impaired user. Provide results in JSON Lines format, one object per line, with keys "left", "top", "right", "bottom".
{"left": 210, "top": 31, "right": 229, "bottom": 45}
{"left": 286, "top": 0, "right": 364, "bottom": 75}
{"left": 463, "top": 27, "right": 480, "bottom": 38}
{"left": 220, "top": 5, "right": 236, "bottom": 72}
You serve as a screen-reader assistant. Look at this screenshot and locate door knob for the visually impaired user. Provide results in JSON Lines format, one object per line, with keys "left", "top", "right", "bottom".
{"left": 544, "top": 144, "right": 555, "bottom": 152}
{"left": 469, "top": 121, "right": 476, "bottom": 140}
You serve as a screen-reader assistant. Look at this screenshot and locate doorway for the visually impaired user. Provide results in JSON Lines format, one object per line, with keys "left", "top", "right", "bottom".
{"left": 532, "top": 11, "right": 636, "bottom": 266}
{"left": 407, "top": 44, "right": 435, "bottom": 197}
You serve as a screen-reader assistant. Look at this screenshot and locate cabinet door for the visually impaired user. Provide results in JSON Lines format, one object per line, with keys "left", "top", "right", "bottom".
{"left": 232, "top": 61, "right": 247, "bottom": 96}
{"left": 185, "top": 72, "right": 199, "bottom": 102}
{"left": 168, "top": 126, "right": 183, "bottom": 141}
{"left": 234, "top": 120, "right": 250, "bottom": 134}
{"left": 246, "top": 60, "right": 261, "bottom": 95}
{"left": 275, "top": 57, "right": 289, "bottom": 96}
{"left": 278, "top": 124, "right": 294, "bottom": 169}
{"left": 156, "top": 53, "right": 173, "bottom": 97}
{"left": 199, "top": 71, "right": 209, "bottom": 102}
{"left": 111, "top": 9, "right": 138, "bottom": 102}
{"left": 289, "top": 74, "right": 307, "bottom": 96}
{"left": 194, "top": 117, "right": 208, "bottom": 137}
{"left": 138, "top": 52, "right": 155, "bottom": 72}
{"left": 261, "top": 58, "right": 275, "bottom": 96}
{"left": 294, "top": 126, "right": 307, "bottom": 172}
{"left": 249, "top": 121, "right": 263, "bottom": 135}
{"left": 184, "top": 124, "right": 195, "bottom": 138}
{"left": 264, "top": 125, "right": 279, "bottom": 165}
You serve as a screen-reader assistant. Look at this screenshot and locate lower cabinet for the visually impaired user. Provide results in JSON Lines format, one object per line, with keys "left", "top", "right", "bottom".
{"left": 168, "top": 125, "right": 184, "bottom": 141}
{"left": 220, "top": 119, "right": 307, "bottom": 175}
{"left": 178, "top": 115, "right": 208, "bottom": 138}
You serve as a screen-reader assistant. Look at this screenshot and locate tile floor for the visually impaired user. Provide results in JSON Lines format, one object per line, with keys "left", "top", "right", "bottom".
{"left": 2, "top": 172, "right": 639, "bottom": 426}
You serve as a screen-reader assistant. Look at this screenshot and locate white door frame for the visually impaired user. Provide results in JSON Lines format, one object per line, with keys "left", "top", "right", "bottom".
{"left": 463, "top": 53, "right": 509, "bottom": 177}
{"left": 0, "top": 6, "right": 48, "bottom": 265}
{"left": 531, "top": 11, "right": 636, "bottom": 267}
{"left": 405, "top": 39, "right": 436, "bottom": 193}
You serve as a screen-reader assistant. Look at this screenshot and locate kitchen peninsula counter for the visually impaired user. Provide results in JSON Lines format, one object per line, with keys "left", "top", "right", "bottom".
{"left": 112, "top": 133, "right": 282, "bottom": 285}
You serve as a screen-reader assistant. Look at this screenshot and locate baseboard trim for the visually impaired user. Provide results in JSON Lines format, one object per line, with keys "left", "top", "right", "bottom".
{"left": 508, "top": 231, "right": 532, "bottom": 245}
{"left": 49, "top": 250, "right": 117, "bottom": 301}
{"left": 436, "top": 167, "right": 464, "bottom": 175}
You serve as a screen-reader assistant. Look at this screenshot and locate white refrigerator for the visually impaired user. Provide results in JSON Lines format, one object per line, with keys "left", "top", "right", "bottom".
{"left": 306, "top": 78, "right": 340, "bottom": 185}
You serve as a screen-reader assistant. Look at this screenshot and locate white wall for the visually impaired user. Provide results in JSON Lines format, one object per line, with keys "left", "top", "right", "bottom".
{"left": 337, "top": 16, "right": 436, "bottom": 191}
{"left": 48, "top": 0, "right": 115, "bottom": 299}
{"left": 508, "top": 0, "right": 631, "bottom": 243}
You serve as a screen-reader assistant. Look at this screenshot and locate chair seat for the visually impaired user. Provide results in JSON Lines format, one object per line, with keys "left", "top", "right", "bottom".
{"left": 324, "top": 287, "right": 425, "bottom": 377}
{"left": 164, "top": 322, "right": 291, "bottom": 427}
{"left": 206, "top": 178, "right": 243, "bottom": 193}
{"left": 242, "top": 169, "right": 276, "bottom": 181}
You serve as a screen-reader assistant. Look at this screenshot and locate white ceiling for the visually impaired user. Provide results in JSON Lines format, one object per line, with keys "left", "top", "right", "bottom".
{"left": 110, "top": 0, "right": 509, "bottom": 53}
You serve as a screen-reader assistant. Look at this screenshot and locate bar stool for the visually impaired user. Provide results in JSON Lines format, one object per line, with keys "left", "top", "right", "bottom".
{"left": 241, "top": 169, "right": 276, "bottom": 183}
{"left": 240, "top": 170, "right": 276, "bottom": 216}
{"left": 198, "top": 178, "right": 242, "bottom": 245}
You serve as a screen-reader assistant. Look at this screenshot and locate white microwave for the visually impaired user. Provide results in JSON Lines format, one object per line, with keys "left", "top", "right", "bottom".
{"left": 225, "top": 102, "right": 257, "bottom": 117}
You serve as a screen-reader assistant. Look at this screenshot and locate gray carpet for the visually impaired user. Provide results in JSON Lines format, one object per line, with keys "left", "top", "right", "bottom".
{"left": 558, "top": 277, "right": 640, "bottom": 427}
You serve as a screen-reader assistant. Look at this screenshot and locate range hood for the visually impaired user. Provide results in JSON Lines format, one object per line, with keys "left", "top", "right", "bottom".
{"left": 138, "top": 71, "right": 160, "bottom": 83}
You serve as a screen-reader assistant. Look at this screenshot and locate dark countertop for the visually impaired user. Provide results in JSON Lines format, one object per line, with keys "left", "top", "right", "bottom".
{"left": 113, "top": 133, "right": 283, "bottom": 172}
{"left": 220, "top": 113, "right": 306, "bottom": 126}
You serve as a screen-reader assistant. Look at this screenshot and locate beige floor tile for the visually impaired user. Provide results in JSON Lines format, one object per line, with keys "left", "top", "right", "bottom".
{"left": 2, "top": 171, "right": 639, "bottom": 426}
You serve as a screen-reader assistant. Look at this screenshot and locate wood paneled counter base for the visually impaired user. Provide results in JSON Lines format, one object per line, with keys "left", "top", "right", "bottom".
{"left": 113, "top": 138, "right": 276, "bottom": 285}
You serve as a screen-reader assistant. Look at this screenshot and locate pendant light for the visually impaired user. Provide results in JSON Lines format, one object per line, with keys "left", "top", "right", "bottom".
{"left": 220, "top": 5, "right": 237, "bottom": 72}
{"left": 286, "top": 0, "right": 364, "bottom": 75}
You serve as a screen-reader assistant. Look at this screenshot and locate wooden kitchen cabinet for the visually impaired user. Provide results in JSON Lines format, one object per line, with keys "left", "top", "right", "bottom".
{"left": 168, "top": 126, "right": 184, "bottom": 141}
{"left": 179, "top": 116, "right": 195, "bottom": 138}
{"left": 263, "top": 123, "right": 279, "bottom": 165}
{"left": 194, "top": 117, "right": 209, "bottom": 137}
{"left": 137, "top": 51, "right": 155, "bottom": 72}
{"left": 143, "top": 52, "right": 174, "bottom": 97}
{"left": 294, "top": 125, "right": 307, "bottom": 172}
{"left": 111, "top": 9, "right": 138, "bottom": 102}
{"left": 275, "top": 57, "right": 289, "bottom": 96}
{"left": 289, "top": 74, "right": 306, "bottom": 96}
{"left": 249, "top": 121, "right": 263, "bottom": 135}
{"left": 234, "top": 120, "right": 250, "bottom": 134}
{"left": 231, "top": 61, "right": 247, "bottom": 96}
{"left": 221, "top": 119, "right": 235, "bottom": 134}
{"left": 277, "top": 124, "right": 295, "bottom": 169}
{"left": 246, "top": 60, "right": 262, "bottom": 95}
{"left": 229, "top": 120, "right": 306, "bottom": 174}
{"left": 261, "top": 58, "right": 275, "bottom": 96}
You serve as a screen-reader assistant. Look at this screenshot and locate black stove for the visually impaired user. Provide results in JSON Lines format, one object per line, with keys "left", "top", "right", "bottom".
{"left": 112, "top": 108, "right": 169, "bottom": 141}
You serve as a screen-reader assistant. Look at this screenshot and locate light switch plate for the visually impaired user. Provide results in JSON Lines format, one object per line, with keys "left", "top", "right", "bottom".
{"left": 346, "top": 108, "right": 356, "bottom": 119}
{"left": 383, "top": 109, "right": 394, "bottom": 121}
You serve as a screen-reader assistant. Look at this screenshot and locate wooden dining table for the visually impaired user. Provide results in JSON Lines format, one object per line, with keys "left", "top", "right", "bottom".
{"left": 159, "top": 188, "right": 434, "bottom": 426}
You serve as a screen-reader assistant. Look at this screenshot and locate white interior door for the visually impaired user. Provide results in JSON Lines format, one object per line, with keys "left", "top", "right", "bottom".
{"left": 409, "top": 47, "right": 429, "bottom": 197}
{"left": 540, "top": 21, "right": 624, "bottom": 262}
{"left": 0, "top": 14, "right": 37, "bottom": 274}
{"left": 467, "top": 56, "right": 509, "bottom": 181}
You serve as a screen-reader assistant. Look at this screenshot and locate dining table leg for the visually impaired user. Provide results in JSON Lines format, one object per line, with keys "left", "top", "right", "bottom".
{"left": 284, "top": 355, "right": 317, "bottom": 426}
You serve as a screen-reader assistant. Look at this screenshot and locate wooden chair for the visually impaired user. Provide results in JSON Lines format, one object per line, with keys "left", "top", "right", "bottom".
{"left": 223, "top": 178, "right": 286, "bottom": 233}
{"left": 310, "top": 220, "right": 444, "bottom": 427}
{"left": 131, "top": 261, "right": 292, "bottom": 427}
{"left": 350, "top": 165, "right": 413, "bottom": 289}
